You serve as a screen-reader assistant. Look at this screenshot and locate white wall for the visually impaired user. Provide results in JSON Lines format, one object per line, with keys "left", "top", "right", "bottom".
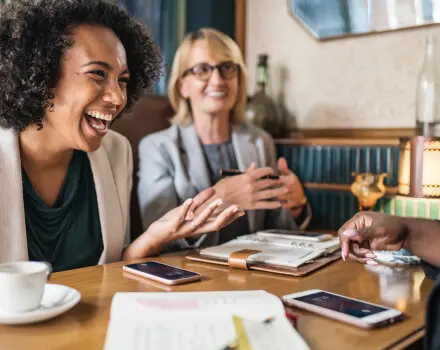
{"left": 246, "top": 0, "right": 440, "bottom": 129}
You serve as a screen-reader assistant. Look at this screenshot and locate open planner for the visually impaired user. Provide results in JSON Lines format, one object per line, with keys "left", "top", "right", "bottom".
{"left": 186, "top": 232, "right": 341, "bottom": 276}
{"left": 104, "top": 290, "right": 309, "bottom": 350}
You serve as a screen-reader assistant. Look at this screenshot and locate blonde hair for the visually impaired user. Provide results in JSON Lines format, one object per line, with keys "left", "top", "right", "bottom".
{"left": 168, "top": 28, "right": 247, "bottom": 125}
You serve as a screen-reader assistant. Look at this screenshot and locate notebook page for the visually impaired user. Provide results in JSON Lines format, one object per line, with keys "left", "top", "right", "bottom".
{"left": 200, "top": 240, "right": 323, "bottom": 268}
{"left": 104, "top": 291, "right": 310, "bottom": 350}
{"left": 105, "top": 316, "right": 236, "bottom": 350}
{"left": 109, "top": 290, "right": 283, "bottom": 320}
{"left": 200, "top": 236, "right": 340, "bottom": 268}
{"left": 104, "top": 315, "right": 309, "bottom": 350}
{"left": 240, "top": 317, "right": 309, "bottom": 350}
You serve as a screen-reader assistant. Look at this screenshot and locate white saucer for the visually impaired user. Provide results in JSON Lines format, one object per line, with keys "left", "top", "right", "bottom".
{"left": 0, "top": 284, "right": 81, "bottom": 325}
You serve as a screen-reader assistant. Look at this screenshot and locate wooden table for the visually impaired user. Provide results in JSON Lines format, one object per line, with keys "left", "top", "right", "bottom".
{"left": 0, "top": 254, "right": 433, "bottom": 350}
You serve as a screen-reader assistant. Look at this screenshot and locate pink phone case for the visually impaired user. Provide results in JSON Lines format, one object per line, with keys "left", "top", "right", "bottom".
{"left": 122, "top": 263, "right": 201, "bottom": 285}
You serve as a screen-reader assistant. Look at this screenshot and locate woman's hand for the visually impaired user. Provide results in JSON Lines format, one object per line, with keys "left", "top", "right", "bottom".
{"left": 123, "top": 188, "right": 244, "bottom": 259}
{"left": 276, "top": 157, "right": 306, "bottom": 216}
{"left": 212, "top": 164, "right": 287, "bottom": 211}
{"left": 338, "top": 212, "right": 408, "bottom": 265}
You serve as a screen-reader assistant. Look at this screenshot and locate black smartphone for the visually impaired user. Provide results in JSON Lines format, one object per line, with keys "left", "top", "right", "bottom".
{"left": 220, "top": 169, "right": 279, "bottom": 180}
{"left": 122, "top": 261, "right": 201, "bottom": 285}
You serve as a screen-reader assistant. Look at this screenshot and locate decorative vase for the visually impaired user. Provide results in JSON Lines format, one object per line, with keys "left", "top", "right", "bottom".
{"left": 351, "top": 172, "right": 387, "bottom": 211}
{"left": 245, "top": 54, "right": 281, "bottom": 136}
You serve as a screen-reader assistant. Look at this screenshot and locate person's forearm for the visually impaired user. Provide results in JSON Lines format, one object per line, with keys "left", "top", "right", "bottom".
{"left": 403, "top": 217, "right": 440, "bottom": 267}
{"left": 122, "top": 232, "right": 163, "bottom": 260}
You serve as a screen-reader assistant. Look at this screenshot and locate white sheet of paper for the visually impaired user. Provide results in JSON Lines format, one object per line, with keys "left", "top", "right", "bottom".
{"left": 104, "top": 291, "right": 310, "bottom": 350}
{"left": 109, "top": 290, "right": 281, "bottom": 320}
{"left": 105, "top": 317, "right": 236, "bottom": 350}
{"left": 243, "top": 317, "right": 308, "bottom": 350}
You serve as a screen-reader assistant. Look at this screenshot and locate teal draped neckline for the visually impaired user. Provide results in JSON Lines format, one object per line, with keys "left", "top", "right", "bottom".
{"left": 22, "top": 150, "right": 103, "bottom": 272}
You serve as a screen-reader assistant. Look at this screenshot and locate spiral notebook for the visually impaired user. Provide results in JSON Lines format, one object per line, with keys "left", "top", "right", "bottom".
{"left": 186, "top": 232, "right": 341, "bottom": 277}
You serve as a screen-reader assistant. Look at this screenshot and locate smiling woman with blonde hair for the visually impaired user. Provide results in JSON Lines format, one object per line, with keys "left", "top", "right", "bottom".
{"left": 138, "top": 28, "right": 311, "bottom": 252}
{"left": 168, "top": 28, "right": 248, "bottom": 126}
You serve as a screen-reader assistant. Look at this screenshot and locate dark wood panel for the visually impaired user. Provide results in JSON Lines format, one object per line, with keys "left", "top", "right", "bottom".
{"left": 235, "top": 0, "right": 246, "bottom": 59}
{"left": 111, "top": 93, "right": 173, "bottom": 240}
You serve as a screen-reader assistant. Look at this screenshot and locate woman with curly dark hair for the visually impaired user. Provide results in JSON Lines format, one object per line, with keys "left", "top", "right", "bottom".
{"left": 0, "top": 0, "right": 243, "bottom": 271}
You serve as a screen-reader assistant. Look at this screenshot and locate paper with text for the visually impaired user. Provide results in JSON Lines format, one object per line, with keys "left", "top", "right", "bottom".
{"left": 104, "top": 291, "right": 309, "bottom": 350}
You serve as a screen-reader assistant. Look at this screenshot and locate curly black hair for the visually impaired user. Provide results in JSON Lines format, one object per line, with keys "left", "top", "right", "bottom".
{"left": 0, "top": 0, "right": 162, "bottom": 132}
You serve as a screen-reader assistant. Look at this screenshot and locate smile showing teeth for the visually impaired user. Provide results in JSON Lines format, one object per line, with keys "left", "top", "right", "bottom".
{"left": 85, "top": 109, "right": 113, "bottom": 121}
{"left": 206, "top": 91, "right": 226, "bottom": 97}
{"left": 84, "top": 111, "right": 110, "bottom": 134}
{"left": 90, "top": 121, "right": 107, "bottom": 132}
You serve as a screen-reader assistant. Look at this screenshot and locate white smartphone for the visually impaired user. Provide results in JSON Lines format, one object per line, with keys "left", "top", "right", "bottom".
{"left": 282, "top": 289, "right": 404, "bottom": 329}
{"left": 257, "top": 229, "right": 333, "bottom": 242}
{"left": 122, "top": 261, "right": 202, "bottom": 285}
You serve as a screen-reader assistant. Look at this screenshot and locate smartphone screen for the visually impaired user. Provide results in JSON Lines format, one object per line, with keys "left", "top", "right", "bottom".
{"left": 293, "top": 291, "right": 388, "bottom": 318}
{"left": 124, "top": 261, "right": 199, "bottom": 281}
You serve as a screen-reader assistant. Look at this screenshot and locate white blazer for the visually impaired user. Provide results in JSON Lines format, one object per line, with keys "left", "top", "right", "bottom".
{"left": 0, "top": 127, "right": 132, "bottom": 264}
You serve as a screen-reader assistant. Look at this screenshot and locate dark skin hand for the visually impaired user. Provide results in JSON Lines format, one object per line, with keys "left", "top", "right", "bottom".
{"left": 338, "top": 211, "right": 440, "bottom": 268}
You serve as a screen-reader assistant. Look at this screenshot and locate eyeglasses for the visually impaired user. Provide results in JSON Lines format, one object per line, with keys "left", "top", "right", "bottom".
{"left": 182, "top": 61, "right": 240, "bottom": 81}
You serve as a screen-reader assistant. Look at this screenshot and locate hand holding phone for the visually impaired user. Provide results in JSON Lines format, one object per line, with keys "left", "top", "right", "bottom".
{"left": 220, "top": 169, "right": 280, "bottom": 180}
{"left": 213, "top": 167, "right": 285, "bottom": 212}
{"left": 122, "top": 261, "right": 201, "bottom": 285}
{"left": 282, "top": 289, "right": 404, "bottom": 329}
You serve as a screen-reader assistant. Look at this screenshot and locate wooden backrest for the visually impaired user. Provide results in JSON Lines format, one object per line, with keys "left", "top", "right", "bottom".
{"left": 111, "top": 93, "right": 173, "bottom": 240}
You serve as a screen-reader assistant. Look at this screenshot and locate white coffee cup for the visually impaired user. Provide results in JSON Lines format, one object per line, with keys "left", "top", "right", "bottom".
{"left": 0, "top": 261, "right": 52, "bottom": 313}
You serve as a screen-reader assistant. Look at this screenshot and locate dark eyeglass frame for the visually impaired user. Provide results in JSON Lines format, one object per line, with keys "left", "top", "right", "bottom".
{"left": 181, "top": 61, "right": 240, "bottom": 81}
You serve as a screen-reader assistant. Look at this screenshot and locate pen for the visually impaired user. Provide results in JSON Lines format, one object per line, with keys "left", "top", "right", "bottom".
{"left": 220, "top": 169, "right": 280, "bottom": 180}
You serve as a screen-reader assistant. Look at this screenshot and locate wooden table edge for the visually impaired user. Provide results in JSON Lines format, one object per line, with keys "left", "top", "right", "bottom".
{"left": 385, "top": 327, "right": 425, "bottom": 350}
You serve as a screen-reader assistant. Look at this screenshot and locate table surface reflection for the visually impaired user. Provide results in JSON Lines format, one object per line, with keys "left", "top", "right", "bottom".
{"left": 0, "top": 253, "right": 433, "bottom": 350}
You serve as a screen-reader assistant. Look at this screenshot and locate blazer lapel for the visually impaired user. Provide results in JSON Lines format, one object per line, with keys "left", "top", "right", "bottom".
{"left": 0, "top": 128, "right": 124, "bottom": 264}
{"left": 0, "top": 128, "right": 28, "bottom": 262}
{"left": 178, "top": 124, "right": 211, "bottom": 193}
{"left": 231, "top": 124, "right": 260, "bottom": 171}
{"left": 88, "top": 147, "right": 124, "bottom": 264}
{"left": 231, "top": 124, "right": 264, "bottom": 233}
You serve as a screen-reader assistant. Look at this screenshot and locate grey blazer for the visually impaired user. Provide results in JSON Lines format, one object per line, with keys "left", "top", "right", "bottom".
{"left": 137, "top": 122, "right": 309, "bottom": 251}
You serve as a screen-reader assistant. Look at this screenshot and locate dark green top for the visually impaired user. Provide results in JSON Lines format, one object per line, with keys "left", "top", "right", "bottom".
{"left": 22, "top": 150, "right": 103, "bottom": 272}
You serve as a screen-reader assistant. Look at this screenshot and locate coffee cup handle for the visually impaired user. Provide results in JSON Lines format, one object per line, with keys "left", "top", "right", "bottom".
{"left": 42, "top": 262, "right": 53, "bottom": 281}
